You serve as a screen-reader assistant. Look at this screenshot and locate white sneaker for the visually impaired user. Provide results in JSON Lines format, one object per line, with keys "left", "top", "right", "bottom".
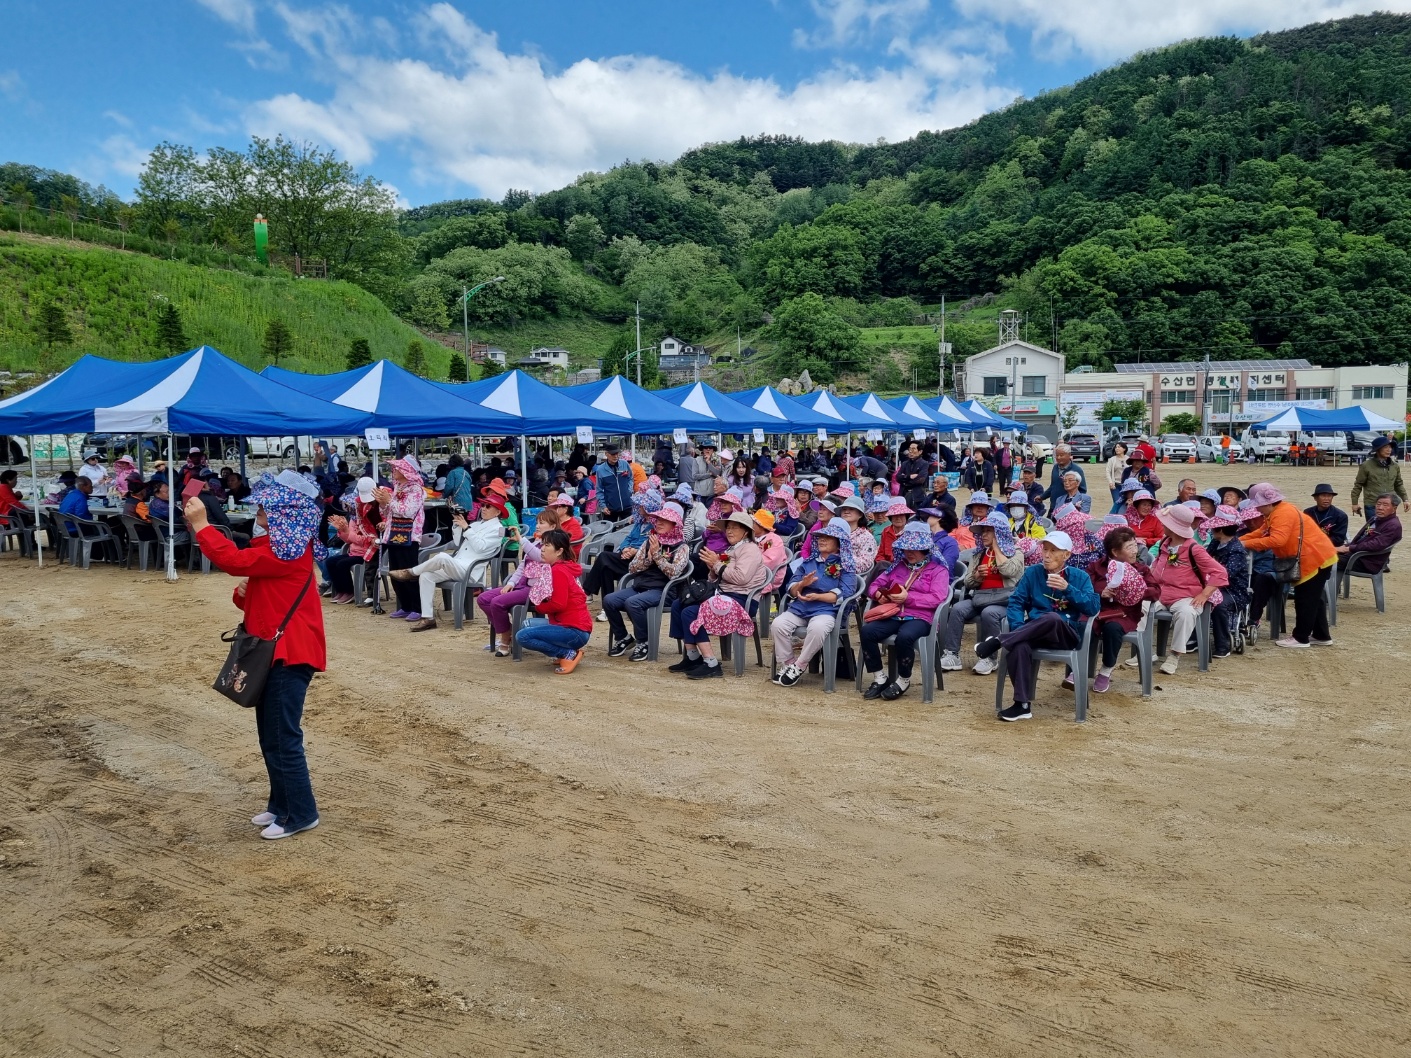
{"left": 1159, "top": 654, "right": 1179, "bottom": 675}
{"left": 1275, "top": 636, "right": 1310, "bottom": 649}
{"left": 940, "top": 650, "right": 962, "bottom": 672}
{"left": 595, "top": 611, "right": 608, "bottom": 622}
{"left": 261, "top": 818, "right": 320, "bottom": 840}
{"left": 972, "top": 656, "right": 997, "bottom": 676}
{"left": 251, "top": 811, "right": 276, "bottom": 826}
{"left": 1124, "top": 653, "right": 1156, "bottom": 668}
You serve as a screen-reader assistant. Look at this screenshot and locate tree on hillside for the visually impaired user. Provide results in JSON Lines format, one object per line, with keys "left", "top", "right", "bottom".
{"left": 601, "top": 327, "right": 660, "bottom": 387}
{"left": 478, "top": 356, "right": 504, "bottom": 378}
{"left": 447, "top": 354, "right": 467, "bottom": 382}
{"left": 34, "top": 300, "right": 73, "bottom": 348}
{"left": 7, "top": 184, "right": 34, "bottom": 233}
{"left": 404, "top": 339, "right": 427, "bottom": 376}
{"left": 262, "top": 318, "right": 293, "bottom": 365}
{"left": 765, "top": 293, "right": 860, "bottom": 384}
{"left": 155, "top": 302, "right": 187, "bottom": 353}
{"left": 59, "top": 194, "right": 80, "bottom": 238}
{"left": 347, "top": 337, "right": 372, "bottom": 370}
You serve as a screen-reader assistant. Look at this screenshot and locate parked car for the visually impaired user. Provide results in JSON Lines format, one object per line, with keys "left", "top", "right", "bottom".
{"left": 1059, "top": 430, "right": 1103, "bottom": 461}
{"left": 222, "top": 435, "right": 368, "bottom": 462}
{"left": 1155, "top": 434, "right": 1197, "bottom": 461}
{"left": 1239, "top": 429, "right": 1291, "bottom": 459}
{"left": 1102, "top": 430, "right": 1146, "bottom": 461}
{"left": 82, "top": 433, "right": 163, "bottom": 461}
{"left": 1347, "top": 431, "right": 1381, "bottom": 452}
{"left": 0, "top": 435, "right": 28, "bottom": 464}
{"left": 1195, "top": 436, "right": 1244, "bottom": 462}
{"left": 1301, "top": 431, "right": 1348, "bottom": 455}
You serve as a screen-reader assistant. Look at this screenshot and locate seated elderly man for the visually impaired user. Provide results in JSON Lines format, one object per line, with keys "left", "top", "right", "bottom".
{"left": 1051, "top": 470, "right": 1092, "bottom": 515}
{"left": 1336, "top": 492, "right": 1403, "bottom": 574}
{"left": 1306, "top": 483, "right": 1348, "bottom": 547}
{"left": 940, "top": 511, "right": 1025, "bottom": 675}
{"left": 391, "top": 498, "right": 506, "bottom": 631}
{"left": 973, "top": 530, "right": 1100, "bottom": 722}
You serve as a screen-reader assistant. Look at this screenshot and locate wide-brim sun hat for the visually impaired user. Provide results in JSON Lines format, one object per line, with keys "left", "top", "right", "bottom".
{"left": 886, "top": 501, "right": 915, "bottom": 517}
{"left": 1118, "top": 478, "right": 1146, "bottom": 495}
{"left": 966, "top": 491, "right": 994, "bottom": 509}
{"left": 977, "top": 511, "right": 1011, "bottom": 532}
{"left": 1129, "top": 489, "right": 1156, "bottom": 505}
{"left": 1312, "top": 483, "right": 1337, "bottom": 497}
{"left": 893, "top": 521, "right": 934, "bottom": 554}
{"left": 752, "top": 509, "right": 776, "bottom": 531}
{"left": 918, "top": 506, "right": 946, "bottom": 518}
{"left": 1247, "top": 482, "right": 1285, "bottom": 506}
{"left": 1155, "top": 503, "right": 1197, "bottom": 539}
{"left": 652, "top": 506, "right": 683, "bottom": 528}
{"left": 840, "top": 495, "right": 867, "bottom": 514}
{"left": 1201, "top": 488, "right": 1222, "bottom": 505}
{"left": 1235, "top": 499, "right": 1264, "bottom": 523}
{"left": 725, "top": 510, "right": 757, "bottom": 531}
{"left": 1202, "top": 504, "right": 1242, "bottom": 531}
{"left": 1218, "top": 485, "right": 1247, "bottom": 501}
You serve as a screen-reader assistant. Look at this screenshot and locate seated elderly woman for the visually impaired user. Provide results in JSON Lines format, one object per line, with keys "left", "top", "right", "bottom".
{"left": 581, "top": 487, "right": 665, "bottom": 616}
{"left": 668, "top": 511, "right": 766, "bottom": 680}
{"left": 1004, "top": 491, "right": 1048, "bottom": 540}
{"left": 324, "top": 477, "right": 379, "bottom": 603}
{"left": 391, "top": 495, "right": 507, "bottom": 631}
{"left": 1123, "top": 488, "right": 1164, "bottom": 547}
{"left": 866, "top": 494, "right": 892, "bottom": 543}
{"left": 772, "top": 521, "right": 858, "bottom": 687}
{"left": 834, "top": 495, "right": 878, "bottom": 576}
{"left": 764, "top": 485, "right": 801, "bottom": 538}
{"left": 1085, "top": 526, "right": 1160, "bottom": 693}
{"left": 750, "top": 510, "right": 789, "bottom": 591}
{"left": 794, "top": 481, "right": 820, "bottom": 529}
{"left": 859, "top": 522, "right": 951, "bottom": 701}
{"left": 973, "top": 531, "right": 1101, "bottom": 722}
{"left": 940, "top": 511, "right": 1025, "bottom": 675}
{"left": 670, "top": 482, "right": 709, "bottom": 543}
{"left": 1052, "top": 502, "right": 1099, "bottom": 570}
{"left": 918, "top": 506, "right": 961, "bottom": 574}
{"left": 1201, "top": 505, "right": 1250, "bottom": 659}
{"left": 876, "top": 500, "right": 915, "bottom": 564}
{"left": 1147, "top": 504, "right": 1228, "bottom": 674}
{"left": 603, "top": 505, "right": 691, "bottom": 661}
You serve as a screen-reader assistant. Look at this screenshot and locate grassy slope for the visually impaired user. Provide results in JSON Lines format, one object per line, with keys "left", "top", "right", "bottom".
{"left": 0, "top": 233, "right": 438, "bottom": 376}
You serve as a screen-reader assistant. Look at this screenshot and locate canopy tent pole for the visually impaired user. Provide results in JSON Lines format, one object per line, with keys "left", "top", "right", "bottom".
{"left": 239, "top": 437, "right": 247, "bottom": 484}
{"left": 136, "top": 434, "right": 145, "bottom": 475}
{"left": 519, "top": 434, "right": 529, "bottom": 511}
{"left": 29, "top": 435, "right": 41, "bottom": 568}
{"left": 166, "top": 433, "right": 178, "bottom": 582}
{"left": 293, "top": 435, "right": 300, "bottom": 469}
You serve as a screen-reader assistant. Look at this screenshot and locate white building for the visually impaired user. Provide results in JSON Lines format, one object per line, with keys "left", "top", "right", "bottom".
{"left": 518, "top": 347, "right": 571, "bottom": 371}
{"left": 657, "top": 336, "right": 711, "bottom": 381}
{"left": 1058, "top": 359, "right": 1408, "bottom": 429}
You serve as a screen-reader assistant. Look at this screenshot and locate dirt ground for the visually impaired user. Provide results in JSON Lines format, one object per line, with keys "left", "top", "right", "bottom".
{"left": 2, "top": 462, "right": 1408, "bottom": 1057}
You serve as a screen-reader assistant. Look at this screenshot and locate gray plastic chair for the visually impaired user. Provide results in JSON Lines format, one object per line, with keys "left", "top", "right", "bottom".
{"left": 992, "top": 615, "right": 1098, "bottom": 722}
{"left": 59, "top": 514, "right": 120, "bottom": 569}
{"left": 0, "top": 508, "right": 35, "bottom": 557}
{"left": 436, "top": 549, "right": 499, "bottom": 629}
{"left": 854, "top": 588, "right": 950, "bottom": 705}
{"left": 756, "top": 547, "right": 793, "bottom": 638}
{"left": 771, "top": 575, "right": 868, "bottom": 693}
{"left": 1152, "top": 601, "right": 1213, "bottom": 671}
{"left": 1339, "top": 547, "right": 1393, "bottom": 613}
{"left": 718, "top": 570, "right": 772, "bottom": 676}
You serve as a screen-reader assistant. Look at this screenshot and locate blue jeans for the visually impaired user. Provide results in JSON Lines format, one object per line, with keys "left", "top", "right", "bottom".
{"left": 256, "top": 663, "right": 318, "bottom": 829}
{"left": 603, "top": 586, "right": 663, "bottom": 641}
{"left": 671, "top": 591, "right": 751, "bottom": 645}
{"left": 1109, "top": 488, "right": 1124, "bottom": 514}
{"left": 516, "top": 621, "right": 591, "bottom": 659}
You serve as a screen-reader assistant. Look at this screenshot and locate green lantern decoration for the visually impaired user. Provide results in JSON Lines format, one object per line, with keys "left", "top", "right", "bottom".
{"left": 253, "top": 213, "right": 268, "bottom": 265}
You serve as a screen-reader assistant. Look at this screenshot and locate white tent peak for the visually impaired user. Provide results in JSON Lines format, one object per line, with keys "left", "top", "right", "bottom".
{"left": 334, "top": 360, "right": 384, "bottom": 411}
{"left": 480, "top": 373, "right": 522, "bottom": 416}
{"left": 591, "top": 376, "right": 632, "bottom": 418}
{"left": 680, "top": 383, "right": 715, "bottom": 418}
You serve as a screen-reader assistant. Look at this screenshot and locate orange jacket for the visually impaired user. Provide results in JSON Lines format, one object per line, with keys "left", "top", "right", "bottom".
{"left": 1241, "top": 501, "right": 1336, "bottom": 582}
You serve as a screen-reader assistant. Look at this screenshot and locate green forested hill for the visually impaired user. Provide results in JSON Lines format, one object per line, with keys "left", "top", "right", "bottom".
{"left": 0, "top": 234, "right": 440, "bottom": 375}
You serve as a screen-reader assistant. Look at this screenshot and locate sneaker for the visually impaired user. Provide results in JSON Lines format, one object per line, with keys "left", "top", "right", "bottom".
{"left": 1159, "top": 655, "right": 1179, "bottom": 675}
{"left": 607, "top": 636, "right": 635, "bottom": 658}
{"left": 595, "top": 611, "right": 609, "bottom": 622}
{"left": 688, "top": 662, "right": 724, "bottom": 679}
{"left": 319, "top": 584, "right": 334, "bottom": 597}
{"left": 668, "top": 655, "right": 700, "bottom": 673}
{"left": 778, "top": 663, "right": 803, "bottom": 687}
{"left": 404, "top": 612, "right": 422, "bottom": 622}
{"left": 387, "top": 609, "right": 408, "bottom": 619}
{"left": 261, "top": 817, "right": 319, "bottom": 840}
{"left": 974, "top": 636, "right": 1002, "bottom": 660}
{"left": 629, "top": 644, "right": 651, "bottom": 662}
{"left": 972, "top": 656, "right": 997, "bottom": 676}
{"left": 999, "top": 703, "right": 1032, "bottom": 722}
{"left": 1062, "top": 674, "right": 1075, "bottom": 690}
{"left": 1092, "top": 673, "right": 1111, "bottom": 693}
{"left": 1124, "top": 653, "right": 1156, "bottom": 668}
{"left": 251, "top": 811, "right": 276, "bottom": 826}
{"left": 1212, "top": 650, "right": 1231, "bottom": 659}
{"left": 1275, "top": 636, "right": 1310, "bottom": 649}
{"left": 334, "top": 593, "right": 355, "bottom": 604}
{"left": 939, "top": 650, "right": 963, "bottom": 672}
{"left": 1310, "top": 637, "right": 1335, "bottom": 646}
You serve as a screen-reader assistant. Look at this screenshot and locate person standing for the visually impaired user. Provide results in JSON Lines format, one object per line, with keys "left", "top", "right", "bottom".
{"left": 593, "top": 443, "right": 635, "bottom": 520}
{"left": 1240, "top": 482, "right": 1336, "bottom": 649}
{"left": 1349, "top": 436, "right": 1409, "bottom": 521}
{"left": 1305, "top": 484, "right": 1348, "bottom": 547}
{"left": 1104, "top": 442, "right": 1128, "bottom": 513}
{"left": 185, "top": 471, "right": 326, "bottom": 840}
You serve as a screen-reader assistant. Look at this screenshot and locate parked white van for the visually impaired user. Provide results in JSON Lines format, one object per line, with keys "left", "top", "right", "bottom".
{"left": 1240, "top": 428, "right": 1290, "bottom": 459}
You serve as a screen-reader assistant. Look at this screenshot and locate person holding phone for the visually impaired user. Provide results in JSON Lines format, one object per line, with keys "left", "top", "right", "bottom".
{"left": 975, "top": 531, "right": 1100, "bottom": 722}
{"left": 859, "top": 522, "right": 950, "bottom": 701}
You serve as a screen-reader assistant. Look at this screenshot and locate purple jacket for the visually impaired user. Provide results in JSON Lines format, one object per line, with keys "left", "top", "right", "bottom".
{"left": 869, "top": 560, "right": 950, "bottom": 620}
{"left": 1346, "top": 513, "right": 1402, "bottom": 574}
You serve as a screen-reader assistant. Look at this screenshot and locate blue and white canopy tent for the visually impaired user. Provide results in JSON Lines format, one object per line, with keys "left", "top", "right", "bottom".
{"left": 1250, "top": 405, "right": 1400, "bottom": 433}
{"left": 561, "top": 375, "right": 716, "bottom": 435}
{"left": 0, "top": 346, "right": 370, "bottom": 578}
{"left": 436, "top": 369, "right": 633, "bottom": 435}
{"left": 655, "top": 381, "right": 775, "bottom": 435}
{"left": 960, "top": 400, "right": 1026, "bottom": 432}
{"left": 884, "top": 395, "right": 974, "bottom": 431}
{"left": 840, "top": 393, "right": 937, "bottom": 432}
{"left": 264, "top": 360, "right": 524, "bottom": 435}
{"left": 727, "top": 386, "right": 837, "bottom": 434}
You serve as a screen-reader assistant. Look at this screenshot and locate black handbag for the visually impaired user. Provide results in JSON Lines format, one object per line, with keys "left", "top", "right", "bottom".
{"left": 1271, "top": 512, "right": 1304, "bottom": 584}
{"left": 681, "top": 578, "right": 720, "bottom": 607}
{"left": 213, "top": 572, "right": 314, "bottom": 707}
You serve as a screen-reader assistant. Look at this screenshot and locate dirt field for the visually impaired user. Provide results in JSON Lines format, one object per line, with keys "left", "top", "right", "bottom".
{"left": 2, "top": 463, "right": 1407, "bottom": 1057}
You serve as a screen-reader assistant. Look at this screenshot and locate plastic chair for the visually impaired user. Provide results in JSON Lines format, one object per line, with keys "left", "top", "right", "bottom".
{"left": 1089, "top": 617, "right": 1154, "bottom": 698}
{"left": 57, "top": 513, "right": 121, "bottom": 569}
{"left": 437, "top": 549, "right": 499, "bottom": 629}
{"left": 1152, "top": 601, "right": 1213, "bottom": 671}
{"left": 618, "top": 560, "right": 694, "bottom": 663}
{"left": 0, "top": 508, "right": 35, "bottom": 557}
{"left": 39, "top": 507, "right": 68, "bottom": 564}
{"left": 718, "top": 569, "right": 772, "bottom": 676}
{"left": 992, "top": 615, "right": 1098, "bottom": 722}
{"left": 853, "top": 595, "right": 947, "bottom": 705}
{"left": 1339, "top": 547, "right": 1393, "bottom": 613}
{"left": 756, "top": 547, "right": 792, "bottom": 639}
{"left": 772, "top": 575, "right": 868, "bottom": 693}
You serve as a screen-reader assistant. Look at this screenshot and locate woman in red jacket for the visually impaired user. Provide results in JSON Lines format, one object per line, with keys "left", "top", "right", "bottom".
{"left": 185, "top": 470, "right": 327, "bottom": 840}
{"left": 514, "top": 527, "right": 592, "bottom": 674}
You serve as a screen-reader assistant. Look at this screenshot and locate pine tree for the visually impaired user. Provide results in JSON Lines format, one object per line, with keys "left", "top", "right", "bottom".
{"left": 479, "top": 356, "right": 504, "bottom": 378}
{"left": 155, "top": 302, "right": 187, "bottom": 354}
{"left": 404, "top": 339, "right": 427, "bottom": 376}
{"left": 262, "top": 319, "right": 293, "bottom": 364}
{"left": 35, "top": 300, "right": 73, "bottom": 348}
{"left": 346, "top": 337, "right": 372, "bottom": 370}
{"left": 447, "top": 354, "right": 467, "bottom": 382}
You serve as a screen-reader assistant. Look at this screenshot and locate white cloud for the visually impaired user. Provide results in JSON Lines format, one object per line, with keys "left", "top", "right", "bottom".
{"left": 194, "top": 0, "right": 257, "bottom": 34}
{"left": 953, "top": 0, "right": 1411, "bottom": 59}
{"left": 0, "top": 69, "right": 24, "bottom": 101}
{"left": 796, "top": 0, "right": 932, "bottom": 47}
{"left": 243, "top": 3, "right": 1016, "bottom": 197}
{"left": 98, "top": 135, "right": 150, "bottom": 179}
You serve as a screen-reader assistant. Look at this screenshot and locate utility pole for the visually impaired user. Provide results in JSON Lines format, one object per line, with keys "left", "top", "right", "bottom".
{"left": 460, "top": 276, "right": 506, "bottom": 373}
{"left": 936, "top": 294, "right": 951, "bottom": 397}
{"left": 1201, "top": 351, "right": 1212, "bottom": 435}
{"left": 634, "top": 301, "right": 642, "bottom": 387}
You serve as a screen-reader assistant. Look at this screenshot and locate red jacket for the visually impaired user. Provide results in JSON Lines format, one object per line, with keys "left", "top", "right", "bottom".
{"left": 537, "top": 560, "right": 592, "bottom": 632}
{"left": 197, "top": 527, "right": 327, "bottom": 671}
{"left": 559, "top": 515, "right": 586, "bottom": 558}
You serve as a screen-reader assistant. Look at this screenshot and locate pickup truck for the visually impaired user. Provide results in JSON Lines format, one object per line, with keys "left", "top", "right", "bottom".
{"left": 1240, "top": 430, "right": 1290, "bottom": 459}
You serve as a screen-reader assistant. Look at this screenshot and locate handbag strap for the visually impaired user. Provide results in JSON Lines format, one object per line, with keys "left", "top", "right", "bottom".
{"left": 273, "top": 571, "right": 315, "bottom": 640}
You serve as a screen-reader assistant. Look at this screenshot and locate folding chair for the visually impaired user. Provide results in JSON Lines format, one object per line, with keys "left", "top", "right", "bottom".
{"left": 1152, "top": 601, "right": 1213, "bottom": 672}
{"left": 1339, "top": 547, "right": 1393, "bottom": 613}
{"left": 992, "top": 615, "right": 1098, "bottom": 722}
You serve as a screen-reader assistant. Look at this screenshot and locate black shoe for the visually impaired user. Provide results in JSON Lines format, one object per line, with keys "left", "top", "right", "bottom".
{"left": 1212, "top": 650, "right": 1230, "bottom": 659}
{"left": 881, "top": 680, "right": 909, "bottom": 700}
{"left": 687, "top": 662, "right": 724, "bottom": 679}
{"left": 668, "top": 655, "right": 698, "bottom": 673}
{"left": 974, "top": 636, "right": 1002, "bottom": 660}
{"left": 863, "top": 679, "right": 891, "bottom": 700}
{"left": 607, "top": 636, "right": 635, "bottom": 658}
{"left": 629, "top": 644, "right": 651, "bottom": 662}
{"left": 999, "top": 702, "right": 1032, "bottom": 722}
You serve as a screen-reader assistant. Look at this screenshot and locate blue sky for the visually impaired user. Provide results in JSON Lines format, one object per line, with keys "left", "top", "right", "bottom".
{"left": 3, "top": 0, "right": 1408, "bottom": 205}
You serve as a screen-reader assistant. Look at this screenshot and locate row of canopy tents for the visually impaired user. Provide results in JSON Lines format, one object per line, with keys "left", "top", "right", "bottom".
{"left": 0, "top": 346, "right": 1025, "bottom": 578}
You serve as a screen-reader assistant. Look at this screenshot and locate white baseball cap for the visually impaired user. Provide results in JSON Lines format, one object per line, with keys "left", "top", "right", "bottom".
{"left": 1043, "top": 530, "right": 1074, "bottom": 551}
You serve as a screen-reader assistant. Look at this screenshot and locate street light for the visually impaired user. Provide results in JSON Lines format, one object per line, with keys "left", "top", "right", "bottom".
{"left": 461, "top": 276, "right": 506, "bottom": 369}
